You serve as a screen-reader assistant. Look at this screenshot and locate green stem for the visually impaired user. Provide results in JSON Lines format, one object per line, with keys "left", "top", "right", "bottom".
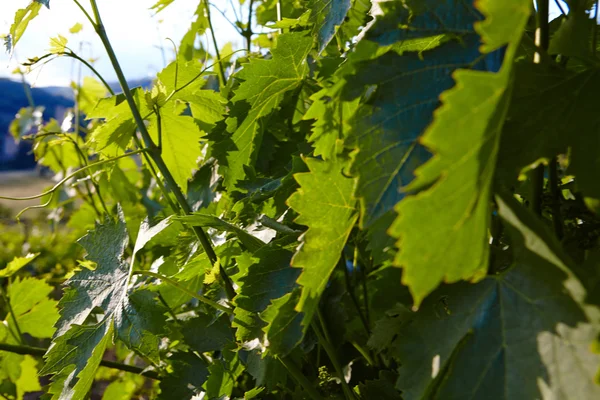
{"left": 342, "top": 256, "right": 369, "bottom": 336}
{"left": 313, "top": 311, "right": 356, "bottom": 400}
{"left": 245, "top": 0, "right": 255, "bottom": 52}
{"left": 72, "top": 0, "right": 96, "bottom": 28}
{"left": 0, "top": 150, "right": 146, "bottom": 201}
{"left": 0, "top": 342, "right": 160, "bottom": 380}
{"left": 65, "top": 51, "right": 115, "bottom": 96}
{"left": 277, "top": 357, "right": 323, "bottom": 400}
{"left": 131, "top": 270, "right": 233, "bottom": 315}
{"left": 88, "top": 0, "right": 235, "bottom": 300}
{"left": 0, "top": 286, "right": 23, "bottom": 344}
{"left": 204, "top": 0, "right": 227, "bottom": 85}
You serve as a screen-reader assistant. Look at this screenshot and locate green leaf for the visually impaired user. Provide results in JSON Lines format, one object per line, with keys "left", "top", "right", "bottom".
{"left": 345, "top": 0, "right": 507, "bottom": 230}
{"left": 178, "top": 2, "right": 209, "bottom": 61}
{"left": 44, "top": 323, "right": 113, "bottom": 400}
{"left": 87, "top": 92, "right": 138, "bottom": 157}
{"left": 0, "top": 253, "right": 38, "bottom": 278}
{"left": 69, "top": 23, "right": 83, "bottom": 34}
{"left": 180, "top": 314, "right": 234, "bottom": 353}
{"left": 219, "top": 33, "right": 313, "bottom": 190}
{"left": 158, "top": 352, "right": 208, "bottom": 400}
{"left": 42, "top": 213, "right": 166, "bottom": 399}
{"left": 9, "top": 2, "right": 42, "bottom": 51}
{"left": 287, "top": 156, "right": 357, "bottom": 326}
{"left": 150, "top": 0, "right": 175, "bottom": 13}
{"left": 387, "top": 238, "right": 600, "bottom": 399}
{"left": 235, "top": 245, "right": 299, "bottom": 313}
{"left": 310, "top": 0, "right": 351, "bottom": 52}
{"left": 497, "top": 63, "right": 600, "bottom": 201}
{"left": 358, "top": 372, "right": 402, "bottom": 400}
{"left": 16, "top": 356, "right": 42, "bottom": 400}
{"left": 390, "top": 0, "right": 530, "bottom": 305}
{"left": 148, "top": 103, "right": 204, "bottom": 192}
{"left": 48, "top": 35, "right": 67, "bottom": 54}
{"left": 7, "top": 277, "right": 59, "bottom": 339}
{"left": 262, "top": 289, "right": 304, "bottom": 356}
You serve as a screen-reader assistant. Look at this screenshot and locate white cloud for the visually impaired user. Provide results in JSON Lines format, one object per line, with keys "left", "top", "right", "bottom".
{"left": 0, "top": 0, "right": 240, "bottom": 87}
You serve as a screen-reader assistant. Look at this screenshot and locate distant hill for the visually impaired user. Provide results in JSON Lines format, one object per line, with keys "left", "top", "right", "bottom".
{"left": 0, "top": 77, "right": 153, "bottom": 171}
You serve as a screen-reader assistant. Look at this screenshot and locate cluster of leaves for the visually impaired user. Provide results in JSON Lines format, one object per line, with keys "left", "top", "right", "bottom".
{"left": 2, "top": 0, "right": 600, "bottom": 398}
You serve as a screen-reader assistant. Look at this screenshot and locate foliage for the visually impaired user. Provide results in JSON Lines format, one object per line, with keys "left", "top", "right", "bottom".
{"left": 1, "top": 0, "right": 600, "bottom": 399}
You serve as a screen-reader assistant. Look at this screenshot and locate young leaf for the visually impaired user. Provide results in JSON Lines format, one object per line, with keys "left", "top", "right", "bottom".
{"left": 0, "top": 253, "right": 38, "bottom": 278}
{"left": 8, "top": 2, "right": 42, "bottom": 51}
{"left": 390, "top": 0, "right": 530, "bottom": 305}
{"left": 287, "top": 157, "right": 357, "bottom": 327}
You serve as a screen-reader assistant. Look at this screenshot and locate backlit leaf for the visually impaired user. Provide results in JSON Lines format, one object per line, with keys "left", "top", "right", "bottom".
{"left": 287, "top": 156, "right": 357, "bottom": 326}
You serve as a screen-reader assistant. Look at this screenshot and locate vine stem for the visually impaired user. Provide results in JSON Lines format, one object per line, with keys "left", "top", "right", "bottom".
{"left": 0, "top": 342, "right": 160, "bottom": 380}
{"left": 0, "top": 150, "right": 147, "bottom": 201}
{"left": 277, "top": 356, "right": 323, "bottom": 400}
{"left": 0, "top": 286, "right": 23, "bottom": 344}
{"left": 204, "top": 0, "right": 227, "bottom": 85}
{"left": 245, "top": 0, "right": 255, "bottom": 52}
{"left": 131, "top": 270, "right": 233, "bottom": 315}
{"left": 88, "top": 0, "right": 236, "bottom": 300}
{"left": 313, "top": 311, "right": 356, "bottom": 400}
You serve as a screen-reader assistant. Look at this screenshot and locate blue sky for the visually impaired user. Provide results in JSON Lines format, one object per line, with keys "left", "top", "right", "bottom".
{"left": 0, "top": 0, "right": 241, "bottom": 87}
{"left": 1, "top": 0, "right": 569, "bottom": 88}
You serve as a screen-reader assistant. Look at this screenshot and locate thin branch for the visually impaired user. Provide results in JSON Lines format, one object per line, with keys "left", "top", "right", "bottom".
{"left": 203, "top": 0, "right": 227, "bottom": 85}
{"left": 72, "top": 0, "right": 97, "bottom": 28}
{"left": 0, "top": 342, "right": 160, "bottom": 380}
{"left": 277, "top": 356, "right": 323, "bottom": 400}
{"left": 313, "top": 312, "right": 356, "bottom": 400}
{"left": 0, "top": 150, "right": 147, "bottom": 202}
{"left": 132, "top": 270, "right": 233, "bottom": 315}
{"left": 0, "top": 287, "right": 24, "bottom": 344}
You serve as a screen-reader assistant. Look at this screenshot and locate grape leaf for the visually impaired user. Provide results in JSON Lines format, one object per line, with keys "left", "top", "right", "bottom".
{"left": 262, "top": 289, "right": 304, "bottom": 356}
{"left": 219, "top": 33, "right": 313, "bottom": 190}
{"left": 158, "top": 352, "right": 208, "bottom": 400}
{"left": 390, "top": 0, "right": 530, "bottom": 305}
{"left": 0, "top": 253, "right": 38, "bottom": 278}
{"left": 345, "top": 0, "right": 505, "bottom": 230}
{"left": 180, "top": 314, "right": 234, "bottom": 353}
{"left": 8, "top": 2, "right": 42, "bottom": 52}
{"left": 387, "top": 225, "right": 600, "bottom": 399}
{"left": 16, "top": 356, "right": 42, "bottom": 400}
{"left": 497, "top": 62, "right": 600, "bottom": 201}
{"left": 235, "top": 246, "right": 300, "bottom": 313}
{"left": 150, "top": 0, "right": 176, "bottom": 13}
{"left": 310, "top": 0, "right": 351, "bottom": 52}
{"left": 87, "top": 92, "right": 138, "bottom": 157}
{"left": 7, "top": 277, "right": 59, "bottom": 339}
{"left": 41, "top": 213, "right": 166, "bottom": 400}
{"left": 148, "top": 103, "right": 204, "bottom": 192}
{"left": 287, "top": 156, "right": 357, "bottom": 327}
